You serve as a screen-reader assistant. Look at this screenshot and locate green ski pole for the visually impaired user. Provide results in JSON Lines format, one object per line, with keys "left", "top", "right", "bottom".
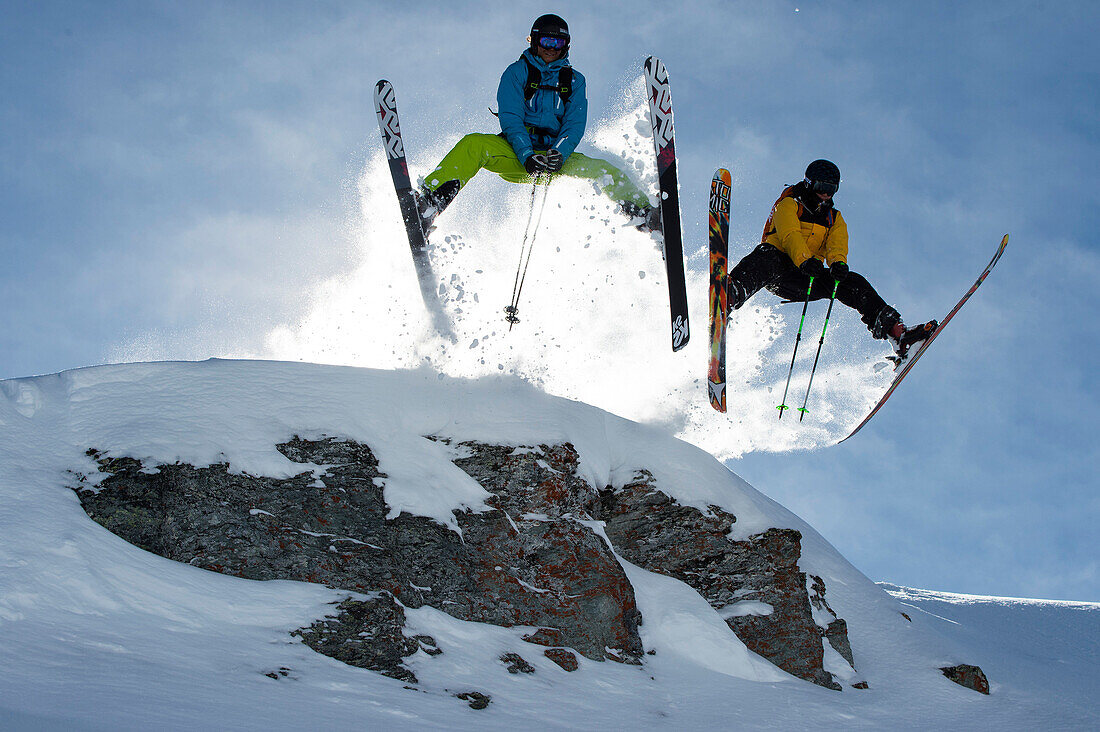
{"left": 777, "top": 276, "right": 815, "bottom": 419}
{"left": 798, "top": 279, "right": 841, "bottom": 422}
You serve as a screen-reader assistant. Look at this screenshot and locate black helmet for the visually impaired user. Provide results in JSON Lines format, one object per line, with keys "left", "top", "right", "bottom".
{"left": 530, "top": 14, "right": 569, "bottom": 52}
{"left": 804, "top": 159, "right": 841, "bottom": 196}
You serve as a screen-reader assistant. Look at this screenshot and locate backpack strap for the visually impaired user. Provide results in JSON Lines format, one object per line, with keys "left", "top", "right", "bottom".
{"left": 556, "top": 66, "right": 573, "bottom": 103}
{"left": 761, "top": 185, "right": 800, "bottom": 244}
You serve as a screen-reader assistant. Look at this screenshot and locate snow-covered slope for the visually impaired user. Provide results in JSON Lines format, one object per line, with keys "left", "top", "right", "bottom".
{"left": 0, "top": 360, "right": 1095, "bottom": 729}
{"left": 882, "top": 585, "right": 1099, "bottom": 721}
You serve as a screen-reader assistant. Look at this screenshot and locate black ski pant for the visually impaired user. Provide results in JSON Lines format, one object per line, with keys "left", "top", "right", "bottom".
{"left": 730, "top": 244, "right": 892, "bottom": 335}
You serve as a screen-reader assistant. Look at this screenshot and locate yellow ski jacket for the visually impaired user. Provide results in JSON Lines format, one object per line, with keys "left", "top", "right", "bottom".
{"left": 762, "top": 190, "right": 848, "bottom": 268}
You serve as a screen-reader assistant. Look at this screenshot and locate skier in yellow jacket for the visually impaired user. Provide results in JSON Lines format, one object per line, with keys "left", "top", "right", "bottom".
{"left": 727, "top": 160, "right": 936, "bottom": 357}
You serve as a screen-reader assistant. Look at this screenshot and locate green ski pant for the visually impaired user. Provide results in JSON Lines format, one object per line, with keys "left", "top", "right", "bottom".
{"left": 423, "top": 133, "right": 650, "bottom": 208}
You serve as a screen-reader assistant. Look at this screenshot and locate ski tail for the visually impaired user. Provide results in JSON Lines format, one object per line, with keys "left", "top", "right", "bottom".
{"left": 644, "top": 57, "right": 689, "bottom": 352}
{"left": 708, "top": 168, "right": 732, "bottom": 412}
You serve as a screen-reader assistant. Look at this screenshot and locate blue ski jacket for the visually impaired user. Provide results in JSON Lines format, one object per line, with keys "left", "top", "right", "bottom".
{"left": 497, "top": 48, "right": 587, "bottom": 165}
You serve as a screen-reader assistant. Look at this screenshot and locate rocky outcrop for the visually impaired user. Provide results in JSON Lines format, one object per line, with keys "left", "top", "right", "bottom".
{"left": 810, "top": 574, "right": 856, "bottom": 668}
{"left": 499, "top": 653, "right": 535, "bottom": 674}
{"left": 543, "top": 648, "right": 580, "bottom": 671}
{"left": 454, "top": 691, "right": 491, "bottom": 709}
{"left": 941, "top": 664, "right": 990, "bottom": 695}
{"left": 72, "top": 436, "right": 854, "bottom": 691}
{"left": 76, "top": 439, "right": 641, "bottom": 669}
{"left": 292, "top": 594, "right": 436, "bottom": 683}
{"left": 598, "top": 472, "right": 845, "bottom": 689}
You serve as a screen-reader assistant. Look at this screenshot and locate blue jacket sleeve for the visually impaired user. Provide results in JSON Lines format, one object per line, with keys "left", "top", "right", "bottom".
{"left": 497, "top": 60, "right": 534, "bottom": 164}
{"left": 553, "top": 68, "right": 586, "bottom": 160}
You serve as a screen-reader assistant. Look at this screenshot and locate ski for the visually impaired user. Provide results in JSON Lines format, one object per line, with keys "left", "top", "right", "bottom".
{"left": 643, "top": 57, "right": 690, "bottom": 352}
{"left": 373, "top": 79, "right": 453, "bottom": 337}
{"left": 708, "top": 168, "right": 732, "bottom": 412}
{"left": 840, "top": 234, "right": 1010, "bottom": 442}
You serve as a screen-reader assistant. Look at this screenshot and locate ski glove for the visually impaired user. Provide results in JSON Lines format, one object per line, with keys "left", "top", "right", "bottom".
{"left": 829, "top": 261, "right": 849, "bottom": 282}
{"left": 546, "top": 148, "right": 564, "bottom": 172}
{"left": 800, "top": 258, "right": 826, "bottom": 278}
{"left": 525, "top": 154, "right": 549, "bottom": 175}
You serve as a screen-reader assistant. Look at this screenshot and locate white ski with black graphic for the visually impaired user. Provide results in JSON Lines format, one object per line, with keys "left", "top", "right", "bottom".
{"left": 644, "top": 57, "right": 690, "bottom": 352}
{"left": 374, "top": 79, "right": 452, "bottom": 337}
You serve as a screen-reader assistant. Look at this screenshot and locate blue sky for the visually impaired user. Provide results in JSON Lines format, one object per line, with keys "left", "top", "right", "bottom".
{"left": 2, "top": 1, "right": 1098, "bottom": 601}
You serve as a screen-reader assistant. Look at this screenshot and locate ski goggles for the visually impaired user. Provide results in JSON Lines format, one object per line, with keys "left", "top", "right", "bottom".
{"left": 537, "top": 35, "right": 568, "bottom": 50}
{"left": 806, "top": 178, "right": 839, "bottom": 196}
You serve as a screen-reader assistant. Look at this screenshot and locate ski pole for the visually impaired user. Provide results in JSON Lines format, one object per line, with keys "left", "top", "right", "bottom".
{"left": 504, "top": 177, "right": 541, "bottom": 327}
{"left": 505, "top": 139, "right": 567, "bottom": 328}
{"left": 505, "top": 171, "right": 552, "bottom": 329}
{"left": 777, "top": 276, "right": 815, "bottom": 419}
{"left": 798, "top": 279, "right": 841, "bottom": 422}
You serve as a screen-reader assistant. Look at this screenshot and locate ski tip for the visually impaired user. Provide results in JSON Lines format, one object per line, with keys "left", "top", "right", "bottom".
{"left": 644, "top": 56, "right": 667, "bottom": 77}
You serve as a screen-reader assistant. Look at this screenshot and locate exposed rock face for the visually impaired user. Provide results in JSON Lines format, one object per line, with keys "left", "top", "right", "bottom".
{"left": 598, "top": 472, "right": 844, "bottom": 689}
{"left": 810, "top": 574, "right": 856, "bottom": 668}
{"left": 941, "top": 664, "right": 990, "bottom": 695}
{"left": 499, "top": 653, "right": 535, "bottom": 674}
{"left": 543, "top": 648, "right": 579, "bottom": 672}
{"left": 454, "top": 691, "right": 491, "bottom": 710}
{"left": 73, "top": 436, "right": 854, "bottom": 690}
{"left": 292, "top": 594, "right": 433, "bottom": 683}
{"left": 77, "top": 439, "right": 641, "bottom": 668}
{"left": 825, "top": 618, "right": 854, "bottom": 668}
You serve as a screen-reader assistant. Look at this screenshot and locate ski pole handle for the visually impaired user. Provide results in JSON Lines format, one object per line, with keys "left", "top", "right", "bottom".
{"left": 545, "top": 137, "right": 568, "bottom": 176}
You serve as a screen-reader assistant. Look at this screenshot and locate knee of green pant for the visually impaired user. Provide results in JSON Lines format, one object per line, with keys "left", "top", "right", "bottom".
{"left": 449, "top": 134, "right": 480, "bottom": 160}
{"left": 457, "top": 132, "right": 488, "bottom": 146}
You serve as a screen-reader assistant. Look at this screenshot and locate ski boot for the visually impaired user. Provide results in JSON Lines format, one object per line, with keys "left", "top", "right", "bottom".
{"left": 415, "top": 180, "right": 459, "bottom": 235}
{"left": 886, "top": 320, "right": 939, "bottom": 366}
{"left": 619, "top": 202, "right": 663, "bottom": 235}
{"left": 873, "top": 306, "right": 933, "bottom": 366}
{"left": 727, "top": 276, "right": 748, "bottom": 312}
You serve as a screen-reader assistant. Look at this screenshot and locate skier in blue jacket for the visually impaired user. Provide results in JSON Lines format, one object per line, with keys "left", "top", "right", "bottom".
{"left": 415, "top": 15, "right": 659, "bottom": 233}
